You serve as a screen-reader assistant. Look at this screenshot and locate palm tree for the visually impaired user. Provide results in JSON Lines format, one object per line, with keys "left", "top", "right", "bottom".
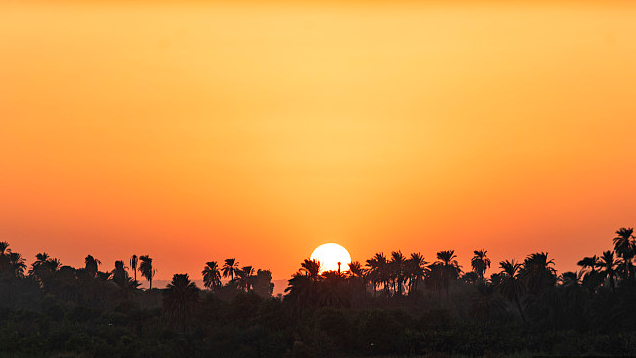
{"left": 390, "top": 251, "right": 406, "bottom": 295}
{"left": 163, "top": 274, "right": 200, "bottom": 327}
{"left": 112, "top": 260, "right": 128, "bottom": 287}
{"left": 139, "top": 255, "right": 155, "bottom": 290}
{"left": 598, "top": 250, "right": 618, "bottom": 292}
{"left": 202, "top": 261, "right": 222, "bottom": 291}
{"left": 498, "top": 259, "right": 526, "bottom": 323}
{"left": 365, "top": 253, "right": 387, "bottom": 297}
{"left": 130, "top": 255, "right": 138, "bottom": 283}
{"left": 577, "top": 255, "right": 599, "bottom": 273}
{"left": 0, "top": 242, "right": 26, "bottom": 278}
{"left": 29, "top": 253, "right": 60, "bottom": 280}
{"left": 29, "top": 252, "right": 50, "bottom": 276}
{"left": 84, "top": 255, "right": 100, "bottom": 278}
{"left": 300, "top": 259, "right": 321, "bottom": 280}
{"left": 577, "top": 255, "right": 602, "bottom": 293}
{"left": 222, "top": 258, "right": 240, "bottom": 281}
{"left": 471, "top": 250, "right": 491, "bottom": 281}
{"left": 435, "top": 250, "right": 462, "bottom": 295}
{"left": 237, "top": 265, "right": 255, "bottom": 291}
{"left": 613, "top": 227, "right": 635, "bottom": 281}
{"left": 406, "top": 253, "right": 427, "bottom": 294}
{"left": 519, "top": 252, "right": 557, "bottom": 295}
{"left": 8, "top": 252, "right": 26, "bottom": 278}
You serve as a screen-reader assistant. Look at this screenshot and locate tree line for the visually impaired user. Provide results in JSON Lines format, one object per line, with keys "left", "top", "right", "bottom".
{"left": 1, "top": 227, "right": 636, "bottom": 357}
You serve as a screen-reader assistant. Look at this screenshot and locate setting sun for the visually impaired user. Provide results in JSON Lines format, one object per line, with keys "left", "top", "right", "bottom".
{"left": 310, "top": 243, "right": 352, "bottom": 273}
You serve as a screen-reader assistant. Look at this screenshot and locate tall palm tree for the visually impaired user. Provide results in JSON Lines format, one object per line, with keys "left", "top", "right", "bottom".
{"left": 406, "top": 253, "right": 427, "bottom": 295}
{"left": 130, "top": 255, "right": 138, "bottom": 283}
{"left": 222, "top": 258, "right": 240, "bottom": 281}
{"left": 471, "top": 250, "right": 491, "bottom": 281}
{"left": 598, "top": 250, "right": 618, "bottom": 292}
{"left": 139, "top": 255, "right": 155, "bottom": 290}
{"left": 84, "top": 255, "right": 100, "bottom": 278}
{"left": 435, "top": 250, "right": 462, "bottom": 295}
{"left": 163, "top": 274, "right": 200, "bottom": 327}
{"left": 613, "top": 227, "right": 635, "bottom": 281}
{"left": 390, "top": 251, "right": 406, "bottom": 295}
{"left": 498, "top": 259, "right": 526, "bottom": 323}
{"left": 202, "top": 261, "right": 222, "bottom": 290}
{"left": 365, "top": 253, "right": 387, "bottom": 297}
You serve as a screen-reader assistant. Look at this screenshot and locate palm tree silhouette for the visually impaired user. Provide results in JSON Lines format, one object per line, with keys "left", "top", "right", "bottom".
{"left": 7, "top": 252, "right": 26, "bottom": 278}
{"left": 139, "top": 255, "right": 155, "bottom": 290}
{"left": 84, "top": 255, "right": 100, "bottom": 278}
{"left": 130, "top": 255, "right": 138, "bottom": 283}
{"left": 0, "top": 242, "right": 26, "bottom": 278}
{"left": 598, "top": 250, "right": 618, "bottom": 292}
{"left": 202, "top": 261, "right": 222, "bottom": 291}
{"left": 613, "top": 227, "right": 635, "bottom": 282}
{"left": 498, "top": 259, "right": 526, "bottom": 323}
{"left": 366, "top": 252, "right": 389, "bottom": 296}
{"left": 435, "top": 250, "right": 462, "bottom": 295}
{"left": 577, "top": 255, "right": 602, "bottom": 293}
{"left": 222, "top": 258, "right": 240, "bottom": 281}
{"left": 577, "top": 255, "right": 599, "bottom": 273}
{"left": 300, "top": 259, "right": 320, "bottom": 279}
{"left": 520, "top": 252, "right": 557, "bottom": 295}
{"left": 390, "top": 251, "right": 406, "bottom": 296}
{"left": 164, "top": 274, "right": 200, "bottom": 328}
{"left": 406, "top": 253, "right": 427, "bottom": 295}
{"left": 112, "top": 260, "right": 128, "bottom": 287}
{"left": 471, "top": 250, "right": 491, "bottom": 281}
{"left": 237, "top": 265, "right": 255, "bottom": 291}
{"left": 29, "top": 252, "right": 60, "bottom": 282}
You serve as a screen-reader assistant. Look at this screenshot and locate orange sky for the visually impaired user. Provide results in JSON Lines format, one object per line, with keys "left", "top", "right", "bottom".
{"left": 1, "top": 1, "right": 635, "bottom": 286}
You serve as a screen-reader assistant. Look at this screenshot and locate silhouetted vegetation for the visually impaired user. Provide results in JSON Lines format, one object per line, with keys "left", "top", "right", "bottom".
{"left": 2, "top": 228, "right": 636, "bottom": 356}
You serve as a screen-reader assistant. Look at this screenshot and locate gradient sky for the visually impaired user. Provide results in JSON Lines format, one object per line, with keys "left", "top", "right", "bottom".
{"left": 1, "top": 1, "right": 635, "bottom": 286}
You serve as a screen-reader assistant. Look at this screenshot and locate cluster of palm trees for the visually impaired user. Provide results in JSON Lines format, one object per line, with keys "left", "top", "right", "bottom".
{"left": 574, "top": 227, "right": 636, "bottom": 293}
{"left": 285, "top": 250, "right": 468, "bottom": 309}
{"left": 285, "top": 226, "right": 636, "bottom": 321}
{"left": 202, "top": 258, "right": 273, "bottom": 295}
{"left": 0, "top": 244, "right": 157, "bottom": 293}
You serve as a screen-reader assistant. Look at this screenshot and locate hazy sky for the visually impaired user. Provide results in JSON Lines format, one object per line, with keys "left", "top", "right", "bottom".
{"left": 1, "top": 1, "right": 635, "bottom": 283}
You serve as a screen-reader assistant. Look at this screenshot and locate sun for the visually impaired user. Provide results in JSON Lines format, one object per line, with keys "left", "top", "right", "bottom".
{"left": 310, "top": 243, "right": 352, "bottom": 273}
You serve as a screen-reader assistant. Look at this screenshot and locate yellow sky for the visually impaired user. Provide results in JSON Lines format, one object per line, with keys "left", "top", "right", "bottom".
{"left": 1, "top": 1, "right": 635, "bottom": 283}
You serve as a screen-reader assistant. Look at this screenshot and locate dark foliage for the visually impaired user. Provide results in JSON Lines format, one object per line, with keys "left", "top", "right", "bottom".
{"left": 2, "top": 228, "right": 636, "bottom": 356}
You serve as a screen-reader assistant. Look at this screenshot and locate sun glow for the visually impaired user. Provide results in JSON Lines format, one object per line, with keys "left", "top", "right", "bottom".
{"left": 310, "top": 243, "right": 352, "bottom": 273}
